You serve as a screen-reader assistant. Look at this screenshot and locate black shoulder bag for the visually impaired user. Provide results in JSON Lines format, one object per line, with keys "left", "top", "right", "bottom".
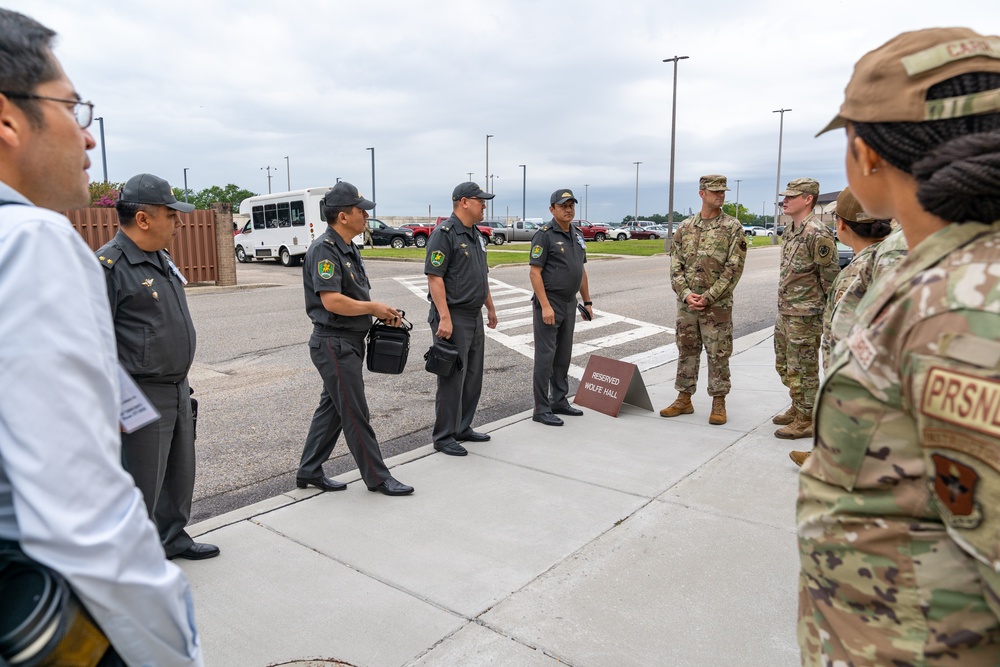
{"left": 365, "top": 311, "right": 412, "bottom": 374}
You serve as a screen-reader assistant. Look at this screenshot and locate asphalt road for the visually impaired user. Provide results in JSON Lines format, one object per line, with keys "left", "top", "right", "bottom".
{"left": 186, "top": 244, "right": 780, "bottom": 521}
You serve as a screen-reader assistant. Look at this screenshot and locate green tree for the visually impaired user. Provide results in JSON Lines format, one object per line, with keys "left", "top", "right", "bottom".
{"left": 169, "top": 184, "right": 259, "bottom": 210}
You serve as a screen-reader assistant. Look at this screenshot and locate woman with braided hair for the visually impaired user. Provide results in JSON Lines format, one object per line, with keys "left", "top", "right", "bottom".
{"left": 797, "top": 28, "right": 1000, "bottom": 665}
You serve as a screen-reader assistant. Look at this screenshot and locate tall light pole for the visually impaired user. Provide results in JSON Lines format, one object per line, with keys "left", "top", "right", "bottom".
{"left": 663, "top": 55, "right": 689, "bottom": 237}
{"left": 261, "top": 166, "right": 274, "bottom": 194}
{"left": 633, "top": 161, "right": 642, "bottom": 224}
{"left": 773, "top": 108, "right": 791, "bottom": 245}
{"left": 583, "top": 184, "right": 589, "bottom": 221}
{"left": 519, "top": 164, "right": 526, "bottom": 222}
{"left": 467, "top": 172, "right": 474, "bottom": 182}
{"left": 95, "top": 117, "right": 108, "bottom": 183}
{"left": 366, "top": 147, "right": 376, "bottom": 219}
{"left": 485, "top": 134, "right": 493, "bottom": 186}
{"left": 183, "top": 167, "right": 190, "bottom": 203}
{"left": 734, "top": 179, "right": 742, "bottom": 223}
{"left": 489, "top": 174, "right": 498, "bottom": 219}
{"left": 284, "top": 156, "right": 290, "bottom": 191}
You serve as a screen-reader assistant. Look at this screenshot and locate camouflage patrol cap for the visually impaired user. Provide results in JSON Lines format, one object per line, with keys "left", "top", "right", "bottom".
{"left": 779, "top": 177, "right": 820, "bottom": 197}
{"left": 817, "top": 27, "right": 1000, "bottom": 136}
{"left": 699, "top": 175, "right": 731, "bottom": 192}
{"left": 834, "top": 187, "right": 872, "bottom": 223}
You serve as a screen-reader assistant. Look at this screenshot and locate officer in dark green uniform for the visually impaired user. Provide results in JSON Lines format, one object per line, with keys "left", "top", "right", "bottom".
{"left": 298, "top": 181, "right": 413, "bottom": 496}
{"left": 97, "top": 173, "right": 218, "bottom": 560}
{"left": 529, "top": 188, "right": 592, "bottom": 426}
{"left": 425, "top": 182, "right": 499, "bottom": 456}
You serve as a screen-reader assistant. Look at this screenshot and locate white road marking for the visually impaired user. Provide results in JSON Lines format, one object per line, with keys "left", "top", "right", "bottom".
{"left": 394, "top": 276, "right": 675, "bottom": 377}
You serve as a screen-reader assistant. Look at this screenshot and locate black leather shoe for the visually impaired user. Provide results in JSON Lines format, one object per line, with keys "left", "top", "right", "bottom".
{"left": 457, "top": 431, "right": 491, "bottom": 442}
{"left": 296, "top": 475, "right": 347, "bottom": 492}
{"left": 367, "top": 476, "right": 414, "bottom": 496}
{"left": 532, "top": 413, "right": 564, "bottom": 426}
{"left": 434, "top": 441, "right": 468, "bottom": 456}
{"left": 553, "top": 406, "right": 584, "bottom": 416}
{"left": 168, "top": 542, "right": 220, "bottom": 560}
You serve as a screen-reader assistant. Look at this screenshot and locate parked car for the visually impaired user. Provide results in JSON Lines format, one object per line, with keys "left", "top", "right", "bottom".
{"left": 483, "top": 220, "right": 508, "bottom": 244}
{"left": 627, "top": 225, "right": 663, "bottom": 240}
{"left": 743, "top": 225, "right": 775, "bottom": 238}
{"left": 837, "top": 241, "right": 853, "bottom": 269}
{"left": 400, "top": 222, "right": 434, "bottom": 247}
{"left": 366, "top": 219, "right": 414, "bottom": 248}
{"left": 572, "top": 220, "right": 611, "bottom": 242}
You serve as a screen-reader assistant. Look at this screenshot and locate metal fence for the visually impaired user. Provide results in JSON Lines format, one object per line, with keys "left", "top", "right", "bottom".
{"left": 65, "top": 208, "right": 220, "bottom": 283}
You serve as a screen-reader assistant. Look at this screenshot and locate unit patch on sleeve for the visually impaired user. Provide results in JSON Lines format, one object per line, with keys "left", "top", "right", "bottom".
{"left": 318, "top": 260, "right": 334, "bottom": 279}
{"left": 930, "top": 453, "right": 983, "bottom": 529}
{"left": 531, "top": 245, "right": 543, "bottom": 259}
{"left": 430, "top": 250, "right": 445, "bottom": 267}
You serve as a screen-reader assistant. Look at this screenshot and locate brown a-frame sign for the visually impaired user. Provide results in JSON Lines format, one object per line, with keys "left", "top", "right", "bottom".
{"left": 573, "top": 355, "right": 653, "bottom": 417}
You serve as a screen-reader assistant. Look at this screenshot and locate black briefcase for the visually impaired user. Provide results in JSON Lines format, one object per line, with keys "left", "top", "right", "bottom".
{"left": 424, "top": 338, "right": 463, "bottom": 377}
{"left": 365, "top": 311, "right": 412, "bottom": 375}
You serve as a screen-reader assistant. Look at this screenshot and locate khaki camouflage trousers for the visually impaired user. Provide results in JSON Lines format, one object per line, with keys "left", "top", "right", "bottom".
{"left": 774, "top": 313, "right": 821, "bottom": 417}
{"left": 674, "top": 304, "right": 733, "bottom": 396}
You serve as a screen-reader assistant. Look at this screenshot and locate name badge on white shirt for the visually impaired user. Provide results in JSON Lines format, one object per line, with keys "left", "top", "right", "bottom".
{"left": 118, "top": 364, "right": 161, "bottom": 433}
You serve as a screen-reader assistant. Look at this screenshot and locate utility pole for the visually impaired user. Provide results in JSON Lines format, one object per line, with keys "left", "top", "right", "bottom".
{"left": 663, "top": 55, "right": 689, "bottom": 237}
{"left": 633, "top": 161, "right": 642, "bottom": 225}
{"left": 584, "top": 184, "right": 589, "bottom": 221}
{"left": 734, "top": 179, "right": 742, "bottom": 223}
{"left": 772, "top": 109, "right": 791, "bottom": 245}
{"left": 284, "top": 156, "right": 290, "bottom": 190}
{"left": 260, "top": 166, "right": 274, "bottom": 194}
{"left": 519, "top": 164, "right": 526, "bottom": 222}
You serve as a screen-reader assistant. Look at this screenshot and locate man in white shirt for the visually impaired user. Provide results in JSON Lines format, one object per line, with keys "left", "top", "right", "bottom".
{"left": 0, "top": 8, "right": 202, "bottom": 666}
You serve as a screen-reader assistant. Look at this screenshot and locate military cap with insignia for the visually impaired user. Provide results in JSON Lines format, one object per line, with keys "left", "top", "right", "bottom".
{"left": 699, "top": 175, "right": 731, "bottom": 192}
{"left": 119, "top": 173, "right": 195, "bottom": 213}
{"left": 323, "top": 181, "right": 375, "bottom": 210}
{"left": 452, "top": 182, "right": 495, "bottom": 201}
{"left": 779, "top": 177, "right": 820, "bottom": 197}
{"left": 550, "top": 189, "right": 578, "bottom": 205}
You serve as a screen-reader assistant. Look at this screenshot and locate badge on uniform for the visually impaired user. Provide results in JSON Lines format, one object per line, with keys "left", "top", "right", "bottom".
{"left": 430, "top": 251, "right": 445, "bottom": 267}
{"left": 931, "top": 453, "right": 983, "bottom": 529}
{"left": 847, "top": 326, "right": 876, "bottom": 370}
{"left": 531, "top": 245, "right": 543, "bottom": 259}
{"left": 142, "top": 278, "right": 154, "bottom": 287}
{"left": 318, "top": 260, "right": 334, "bottom": 279}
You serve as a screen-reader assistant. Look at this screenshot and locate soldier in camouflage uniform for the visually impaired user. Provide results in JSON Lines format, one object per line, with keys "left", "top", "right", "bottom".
{"left": 790, "top": 187, "right": 897, "bottom": 466}
{"left": 660, "top": 175, "right": 746, "bottom": 425}
{"left": 798, "top": 27, "right": 1000, "bottom": 665}
{"left": 772, "top": 177, "right": 839, "bottom": 439}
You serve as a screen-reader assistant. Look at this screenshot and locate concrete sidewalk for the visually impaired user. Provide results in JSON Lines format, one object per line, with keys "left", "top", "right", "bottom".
{"left": 180, "top": 328, "right": 803, "bottom": 667}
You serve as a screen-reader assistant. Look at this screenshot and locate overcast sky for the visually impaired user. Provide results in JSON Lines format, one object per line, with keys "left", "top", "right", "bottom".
{"left": 11, "top": 0, "right": 999, "bottom": 222}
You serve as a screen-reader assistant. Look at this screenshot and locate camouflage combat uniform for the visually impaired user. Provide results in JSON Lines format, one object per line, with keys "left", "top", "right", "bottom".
{"left": 775, "top": 214, "right": 839, "bottom": 417}
{"left": 871, "top": 223, "right": 909, "bottom": 283}
{"left": 820, "top": 242, "right": 879, "bottom": 370}
{"left": 670, "top": 212, "right": 746, "bottom": 396}
{"left": 798, "top": 221, "right": 1000, "bottom": 665}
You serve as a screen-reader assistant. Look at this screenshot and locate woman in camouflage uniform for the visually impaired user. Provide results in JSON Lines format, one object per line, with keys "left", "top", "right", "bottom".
{"left": 798, "top": 28, "right": 1000, "bottom": 665}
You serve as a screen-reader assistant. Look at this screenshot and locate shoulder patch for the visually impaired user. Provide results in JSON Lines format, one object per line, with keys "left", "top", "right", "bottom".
{"left": 430, "top": 250, "right": 445, "bottom": 267}
{"left": 921, "top": 366, "right": 1000, "bottom": 440}
{"left": 317, "top": 259, "right": 334, "bottom": 279}
{"left": 531, "top": 245, "right": 543, "bottom": 259}
{"left": 816, "top": 237, "right": 836, "bottom": 265}
{"left": 930, "top": 453, "right": 983, "bottom": 529}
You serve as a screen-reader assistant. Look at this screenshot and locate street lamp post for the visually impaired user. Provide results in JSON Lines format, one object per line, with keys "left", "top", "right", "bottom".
{"left": 489, "top": 174, "right": 499, "bottom": 220}
{"left": 734, "top": 179, "right": 742, "bottom": 223}
{"left": 284, "top": 156, "right": 290, "bottom": 191}
{"left": 485, "top": 134, "right": 493, "bottom": 187}
{"left": 772, "top": 108, "right": 791, "bottom": 245}
{"left": 663, "top": 55, "right": 689, "bottom": 237}
{"left": 95, "top": 117, "right": 108, "bottom": 183}
{"left": 583, "top": 184, "right": 589, "bottom": 221}
{"left": 519, "top": 164, "right": 526, "bottom": 222}
{"left": 467, "top": 172, "right": 474, "bottom": 182}
{"left": 261, "top": 166, "right": 274, "bottom": 194}
{"left": 633, "top": 161, "right": 642, "bottom": 225}
{"left": 366, "top": 147, "right": 376, "bottom": 219}
{"left": 183, "top": 167, "right": 190, "bottom": 203}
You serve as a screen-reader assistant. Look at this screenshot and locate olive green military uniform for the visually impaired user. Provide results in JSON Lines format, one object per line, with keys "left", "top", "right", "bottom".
{"left": 798, "top": 221, "right": 1000, "bottom": 665}
{"left": 425, "top": 214, "right": 490, "bottom": 446}
{"left": 529, "top": 220, "right": 587, "bottom": 415}
{"left": 96, "top": 230, "right": 197, "bottom": 558}
{"left": 775, "top": 214, "right": 839, "bottom": 417}
{"left": 670, "top": 211, "right": 746, "bottom": 396}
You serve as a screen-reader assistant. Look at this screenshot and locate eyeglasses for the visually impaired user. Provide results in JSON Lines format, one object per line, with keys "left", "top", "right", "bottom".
{"left": 0, "top": 91, "right": 94, "bottom": 129}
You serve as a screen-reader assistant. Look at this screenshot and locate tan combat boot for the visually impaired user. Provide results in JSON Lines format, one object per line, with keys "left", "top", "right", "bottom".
{"left": 772, "top": 405, "right": 797, "bottom": 425}
{"left": 659, "top": 392, "right": 693, "bottom": 418}
{"left": 709, "top": 396, "right": 727, "bottom": 425}
{"left": 775, "top": 412, "right": 814, "bottom": 440}
{"left": 789, "top": 450, "right": 811, "bottom": 467}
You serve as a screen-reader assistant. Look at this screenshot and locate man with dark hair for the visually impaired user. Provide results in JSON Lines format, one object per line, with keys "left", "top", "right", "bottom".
{"left": 771, "top": 177, "right": 839, "bottom": 440}
{"left": 298, "top": 181, "right": 413, "bottom": 496}
{"left": 529, "top": 188, "right": 592, "bottom": 427}
{"left": 425, "top": 182, "right": 499, "bottom": 455}
{"left": 97, "top": 173, "right": 219, "bottom": 561}
{"left": 0, "top": 9, "right": 202, "bottom": 666}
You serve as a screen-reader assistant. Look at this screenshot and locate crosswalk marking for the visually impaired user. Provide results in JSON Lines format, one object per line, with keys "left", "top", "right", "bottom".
{"left": 394, "top": 276, "right": 676, "bottom": 377}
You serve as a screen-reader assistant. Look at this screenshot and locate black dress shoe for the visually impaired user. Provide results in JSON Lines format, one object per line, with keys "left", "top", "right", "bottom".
{"left": 457, "top": 431, "right": 491, "bottom": 442}
{"left": 553, "top": 406, "right": 584, "bottom": 416}
{"left": 168, "top": 542, "right": 220, "bottom": 561}
{"left": 367, "top": 476, "right": 414, "bottom": 496}
{"left": 532, "top": 412, "right": 564, "bottom": 426}
{"left": 434, "top": 441, "right": 468, "bottom": 456}
{"left": 296, "top": 475, "right": 347, "bottom": 492}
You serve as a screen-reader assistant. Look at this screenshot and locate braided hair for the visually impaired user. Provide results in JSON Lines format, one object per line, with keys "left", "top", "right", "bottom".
{"left": 853, "top": 72, "right": 1000, "bottom": 224}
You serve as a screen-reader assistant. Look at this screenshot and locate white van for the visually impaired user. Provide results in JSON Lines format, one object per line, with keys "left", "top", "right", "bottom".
{"left": 235, "top": 187, "right": 352, "bottom": 266}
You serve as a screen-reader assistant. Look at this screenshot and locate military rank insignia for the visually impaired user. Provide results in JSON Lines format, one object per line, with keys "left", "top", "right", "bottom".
{"left": 430, "top": 250, "right": 445, "bottom": 267}
{"left": 531, "top": 245, "right": 543, "bottom": 259}
{"left": 318, "top": 260, "right": 334, "bottom": 279}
